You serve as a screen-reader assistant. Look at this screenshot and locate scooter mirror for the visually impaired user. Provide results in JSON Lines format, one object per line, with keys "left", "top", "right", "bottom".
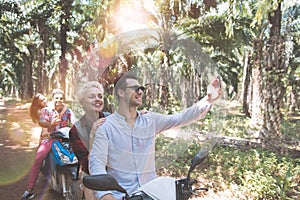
{"left": 191, "top": 149, "right": 209, "bottom": 167}
{"left": 83, "top": 174, "right": 127, "bottom": 194}
{"left": 188, "top": 149, "right": 209, "bottom": 178}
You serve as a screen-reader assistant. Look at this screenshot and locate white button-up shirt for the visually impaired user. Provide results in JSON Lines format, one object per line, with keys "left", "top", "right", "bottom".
{"left": 89, "top": 98, "right": 211, "bottom": 199}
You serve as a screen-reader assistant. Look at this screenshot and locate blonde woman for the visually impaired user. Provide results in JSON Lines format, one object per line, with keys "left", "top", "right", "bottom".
{"left": 69, "top": 81, "right": 110, "bottom": 199}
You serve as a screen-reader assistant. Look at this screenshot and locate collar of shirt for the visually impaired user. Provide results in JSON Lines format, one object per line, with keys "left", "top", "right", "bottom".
{"left": 115, "top": 110, "right": 142, "bottom": 121}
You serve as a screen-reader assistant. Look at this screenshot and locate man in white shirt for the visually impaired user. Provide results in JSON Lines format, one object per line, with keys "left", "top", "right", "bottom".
{"left": 89, "top": 72, "right": 221, "bottom": 200}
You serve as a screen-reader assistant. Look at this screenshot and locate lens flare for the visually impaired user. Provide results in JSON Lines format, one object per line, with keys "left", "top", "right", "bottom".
{"left": 99, "top": 36, "right": 118, "bottom": 59}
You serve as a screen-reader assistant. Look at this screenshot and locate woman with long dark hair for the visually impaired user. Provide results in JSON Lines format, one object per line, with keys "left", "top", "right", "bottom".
{"left": 29, "top": 93, "right": 48, "bottom": 123}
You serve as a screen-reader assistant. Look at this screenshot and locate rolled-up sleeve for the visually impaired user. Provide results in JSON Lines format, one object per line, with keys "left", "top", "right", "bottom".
{"left": 153, "top": 96, "right": 212, "bottom": 133}
{"left": 69, "top": 109, "right": 77, "bottom": 125}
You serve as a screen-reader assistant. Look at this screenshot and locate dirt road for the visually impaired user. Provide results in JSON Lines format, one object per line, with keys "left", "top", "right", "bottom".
{"left": 0, "top": 99, "right": 64, "bottom": 200}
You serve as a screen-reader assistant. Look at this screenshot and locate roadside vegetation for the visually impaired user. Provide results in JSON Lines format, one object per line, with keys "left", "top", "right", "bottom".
{"left": 155, "top": 102, "right": 300, "bottom": 200}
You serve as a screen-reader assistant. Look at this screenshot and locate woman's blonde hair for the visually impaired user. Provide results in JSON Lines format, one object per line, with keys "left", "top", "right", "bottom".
{"left": 77, "top": 81, "right": 104, "bottom": 105}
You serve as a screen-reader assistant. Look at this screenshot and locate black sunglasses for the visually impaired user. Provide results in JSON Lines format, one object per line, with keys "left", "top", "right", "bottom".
{"left": 122, "top": 86, "right": 146, "bottom": 93}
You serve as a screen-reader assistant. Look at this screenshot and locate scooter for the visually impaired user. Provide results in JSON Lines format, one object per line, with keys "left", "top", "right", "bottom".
{"left": 83, "top": 148, "right": 209, "bottom": 200}
{"left": 40, "top": 127, "right": 82, "bottom": 200}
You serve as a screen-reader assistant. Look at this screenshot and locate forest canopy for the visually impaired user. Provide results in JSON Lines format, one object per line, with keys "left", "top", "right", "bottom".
{"left": 0, "top": 0, "right": 299, "bottom": 137}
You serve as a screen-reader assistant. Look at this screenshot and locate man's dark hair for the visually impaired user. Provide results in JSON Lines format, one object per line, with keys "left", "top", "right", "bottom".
{"left": 114, "top": 71, "right": 138, "bottom": 100}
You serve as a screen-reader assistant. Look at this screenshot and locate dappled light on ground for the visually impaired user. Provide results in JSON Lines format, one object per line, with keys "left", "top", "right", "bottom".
{"left": 0, "top": 99, "right": 64, "bottom": 199}
{"left": 0, "top": 99, "right": 41, "bottom": 186}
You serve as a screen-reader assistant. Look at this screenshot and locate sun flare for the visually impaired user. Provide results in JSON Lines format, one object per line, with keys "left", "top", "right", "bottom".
{"left": 112, "top": 0, "right": 152, "bottom": 33}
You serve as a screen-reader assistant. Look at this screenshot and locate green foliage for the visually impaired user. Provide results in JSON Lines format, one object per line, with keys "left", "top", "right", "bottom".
{"left": 222, "top": 112, "right": 251, "bottom": 138}
{"left": 155, "top": 103, "right": 300, "bottom": 199}
{"left": 281, "top": 116, "right": 300, "bottom": 139}
{"left": 67, "top": 100, "right": 84, "bottom": 119}
{"left": 155, "top": 135, "right": 203, "bottom": 177}
{"left": 156, "top": 137, "right": 299, "bottom": 199}
{"left": 210, "top": 147, "right": 299, "bottom": 199}
{"left": 217, "top": 103, "right": 300, "bottom": 140}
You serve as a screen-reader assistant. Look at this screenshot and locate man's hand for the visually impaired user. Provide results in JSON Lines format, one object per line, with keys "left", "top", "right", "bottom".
{"left": 207, "top": 77, "right": 222, "bottom": 103}
{"left": 51, "top": 117, "right": 62, "bottom": 126}
{"left": 50, "top": 109, "right": 61, "bottom": 126}
{"left": 99, "top": 194, "right": 116, "bottom": 200}
{"left": 41, "top": 128, "right": 50, "bottom": 138}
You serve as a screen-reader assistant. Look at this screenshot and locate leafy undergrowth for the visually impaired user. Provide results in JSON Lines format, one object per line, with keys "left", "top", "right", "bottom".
{"left": 155, "top": 103, "right": 300, "bottom": 200}
{"left": 156, "top": 137, "right": 299, "bottom": 200}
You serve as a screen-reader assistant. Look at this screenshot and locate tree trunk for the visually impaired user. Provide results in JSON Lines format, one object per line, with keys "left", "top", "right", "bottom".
{"left": 20, "top": 48, "right": 34, "bottom": 99}
{"left": 285, "top": 21, "right": 298, "bottom": 115}
{"left": 36, "top": 19, "right": 49, "bottom": 94}
{"left": 36, "top": 47, "right": 45, "bottom": 93}
{"left": 287, "top": 91, "right": 297, "bottom": 114}
{"left": 159, "top": 50, "right": 171, "bottom": 111}
{"left": 261, "top": 3, "right": 286, "bottom": 138}
{"left": 250, "top": 39, "right": 263, "bottom": 127}
{"left": 59, "top": 0, "right": 73, "bottom": 93}
{"left": 241, "top": 50, "right": 251, "bottom": 117}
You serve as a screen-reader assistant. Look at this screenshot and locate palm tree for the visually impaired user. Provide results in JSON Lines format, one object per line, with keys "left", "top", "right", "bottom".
{"left": 261, "top": 1, "right": 286, "bottom": 138}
